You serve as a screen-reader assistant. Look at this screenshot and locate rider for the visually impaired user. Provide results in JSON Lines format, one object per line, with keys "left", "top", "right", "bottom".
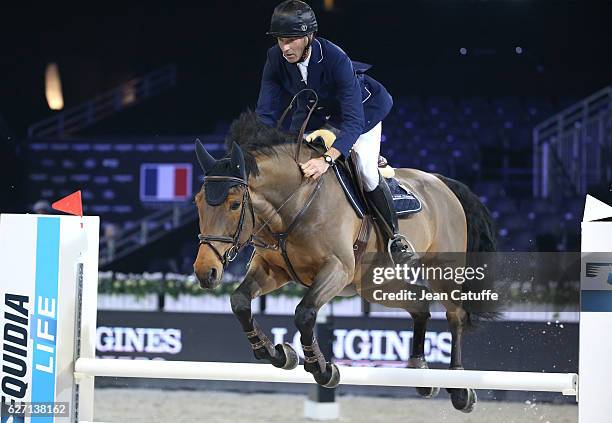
{"left": 256, "top": 0, "right": 412, "bottom": 264}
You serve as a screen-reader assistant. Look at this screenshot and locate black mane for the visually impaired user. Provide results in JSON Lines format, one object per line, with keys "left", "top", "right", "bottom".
{"left": 224, "top": 110, "right": 295, "bottom": 177}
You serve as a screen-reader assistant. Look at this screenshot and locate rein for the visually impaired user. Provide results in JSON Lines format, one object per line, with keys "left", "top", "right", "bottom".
{"left": 276, "top": 88, "right": 319, "bottom": 164}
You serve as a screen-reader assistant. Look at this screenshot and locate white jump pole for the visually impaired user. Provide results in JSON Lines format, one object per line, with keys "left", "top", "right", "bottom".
{"left": 74, "top": 358, "right": 577, "bottom": 395}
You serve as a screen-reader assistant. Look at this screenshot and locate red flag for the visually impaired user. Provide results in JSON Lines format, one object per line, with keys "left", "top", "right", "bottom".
{"left": 52, "top": 190, "right": 83, "bottom": 217}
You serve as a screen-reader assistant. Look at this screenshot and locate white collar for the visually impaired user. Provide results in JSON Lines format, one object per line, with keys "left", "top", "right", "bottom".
{"left": 297, "top": 48, "right": 311, "bottom": 68}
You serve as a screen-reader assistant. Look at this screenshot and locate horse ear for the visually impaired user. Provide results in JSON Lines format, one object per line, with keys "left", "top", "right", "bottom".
{"left": 230, "top": 142, "right": 247, "bottom": 180}
{"left": 195, "top": 138, "right": 216, "bottom": 174}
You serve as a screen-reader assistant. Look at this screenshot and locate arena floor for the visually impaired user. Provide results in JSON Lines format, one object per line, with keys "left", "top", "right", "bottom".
{"left": 94, "top": 389, "right": 577, "bottom": 423}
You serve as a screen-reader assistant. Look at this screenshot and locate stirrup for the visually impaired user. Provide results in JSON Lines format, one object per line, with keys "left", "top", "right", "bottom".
{"left": 387, "top": 234, "right": 414, "bottom": 264}
{"left": 387, "top": 234, "right": 410, "bottom": 253}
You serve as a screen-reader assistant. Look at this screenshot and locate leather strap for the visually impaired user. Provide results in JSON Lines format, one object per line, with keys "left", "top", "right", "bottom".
{"left": 302, "top": 338, "right": 326, "bottom": 371}
{"left": 294, "top": 101, "right": 318, "bottom": 164}
{"left": 273, "top": 176, "right": 324, "bottom": 286}
{"left": 353, "top": 217, "right": 373, "bottom": 266}
{"left": 245, "top": 320, "right": 273, "bottom": 351}
{"left": 275, "top": 88, "right": 319, "bottom": 165}
{"left": 198, "top": 184, "right": 253, "bottom": 267}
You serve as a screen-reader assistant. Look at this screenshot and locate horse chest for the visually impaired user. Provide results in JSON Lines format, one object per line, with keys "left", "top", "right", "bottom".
{"left": 258, "top": 249, "right": 319, "bottom": 286}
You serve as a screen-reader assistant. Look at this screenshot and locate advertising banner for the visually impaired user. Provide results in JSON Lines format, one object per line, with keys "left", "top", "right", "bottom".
{"left": 96, "top": 311, "right": 578, "bottom": 376}
{"left": 0, "top": 214, "right": 99, "bottom": 423}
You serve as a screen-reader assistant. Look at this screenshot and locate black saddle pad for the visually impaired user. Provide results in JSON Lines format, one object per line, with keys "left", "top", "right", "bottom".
{"left": 333, "top": 165, "right": 422, "bottom": 218}
{"left": 386, "top": 177, "right": 422, "bottom": 216}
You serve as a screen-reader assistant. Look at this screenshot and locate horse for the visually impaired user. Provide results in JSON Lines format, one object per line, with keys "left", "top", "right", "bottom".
{"left": 193, "top": 111, "right": 496, "bottom": 413}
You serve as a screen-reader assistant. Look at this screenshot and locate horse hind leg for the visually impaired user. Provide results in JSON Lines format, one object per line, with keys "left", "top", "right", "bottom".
{"left": 230, "top": 263, "right": 298, "bottom": 370}
{"left": 444, "top": 307, "right": 477, "bottom": 413}
{"left": 407, "top": 310, "right": 440, "bottom": 399}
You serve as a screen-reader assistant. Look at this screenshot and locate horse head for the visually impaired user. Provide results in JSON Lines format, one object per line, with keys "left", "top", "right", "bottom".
{"left": 193, "top": 139, "right": 250, "bottom": 289}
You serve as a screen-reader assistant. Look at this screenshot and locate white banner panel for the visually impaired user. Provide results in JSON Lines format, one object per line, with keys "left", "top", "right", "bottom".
{"left": 580, "top": 216, "right": 612, "bottom": 423}
{"left": 0, "top": 214, "right": 99, "bottom": 423}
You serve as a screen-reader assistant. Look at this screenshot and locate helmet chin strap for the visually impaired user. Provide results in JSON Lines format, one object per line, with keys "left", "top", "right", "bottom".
{"left": 298, "top": 34, "right": 314, "bottom": 63}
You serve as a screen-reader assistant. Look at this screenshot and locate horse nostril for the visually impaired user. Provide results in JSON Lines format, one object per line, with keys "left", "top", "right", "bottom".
{"left": 210, "top": 268, "right": 218, "bottom": 281}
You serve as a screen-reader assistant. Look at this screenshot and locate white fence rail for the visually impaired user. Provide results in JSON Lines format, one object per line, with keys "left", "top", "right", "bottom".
{"left": 74, "top": 358, "right": 578, "bottom": 395}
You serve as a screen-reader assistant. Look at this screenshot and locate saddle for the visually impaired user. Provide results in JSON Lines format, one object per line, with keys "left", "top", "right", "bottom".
{"left": 305, "top": 130, "right": 422, "bottom": 265}
{"left": 305, "top": 129, "right": 422, "bottom": 219}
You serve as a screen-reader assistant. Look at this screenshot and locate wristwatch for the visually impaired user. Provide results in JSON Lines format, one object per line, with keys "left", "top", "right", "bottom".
{"left": 323, "top": 154, "right": 334, "bottom": 166}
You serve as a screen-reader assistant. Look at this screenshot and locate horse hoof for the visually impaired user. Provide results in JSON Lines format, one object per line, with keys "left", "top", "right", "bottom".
{"left": 416, "top": 386, "right": 440, "bottom": 399}
{"left": 449, "top": 388, "right": 477, "bottom": 413}
{"left": 274, "top": 343, "right": 299, "bottom": 370}
{"left": 408, "top": 357, "right": 439, "bottom": 398}
{"left": 321, "top": 363, "right": 341, "bottom": 389}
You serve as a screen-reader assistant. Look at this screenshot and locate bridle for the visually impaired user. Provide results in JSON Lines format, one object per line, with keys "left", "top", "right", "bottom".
{"left": 197, "top": 176, "right": 254, "bottom": 267}
{"left": 197, "top": 173, "right": 324, "bottom": 283}
{"left": 197, "top": 88, "right": 323, "bottom": 283}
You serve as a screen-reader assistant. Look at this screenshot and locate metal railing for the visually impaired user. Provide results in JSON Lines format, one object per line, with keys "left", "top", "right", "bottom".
{"left": 99, "top": 202, "right": 196, "bottom": 267}
{"left": 533, "top": 86, "right": 612, "bottom": 199}
{"left": 28, "top": 64, "right": 177, "bottom": 139}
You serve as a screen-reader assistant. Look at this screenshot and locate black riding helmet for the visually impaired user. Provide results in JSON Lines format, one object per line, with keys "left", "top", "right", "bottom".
{"left": 267, "top": 0, "right": 318, "bottom": 38}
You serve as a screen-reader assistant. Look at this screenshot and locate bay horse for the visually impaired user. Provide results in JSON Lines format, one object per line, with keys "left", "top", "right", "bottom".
{"left": 193, "top": 111, "right": 496, "bottom": 413}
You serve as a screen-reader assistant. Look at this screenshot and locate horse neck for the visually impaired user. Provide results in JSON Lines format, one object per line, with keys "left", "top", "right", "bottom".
{"left": 248, "top": 145, "right": 313, "bottom": 233}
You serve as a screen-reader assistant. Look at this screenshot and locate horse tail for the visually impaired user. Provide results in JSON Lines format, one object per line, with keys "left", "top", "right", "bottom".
{"left": 434, "top": 174, "right": 496, "bottom": 253}
{"left": 434, "top": 174, "right": 501, "bottom": 326}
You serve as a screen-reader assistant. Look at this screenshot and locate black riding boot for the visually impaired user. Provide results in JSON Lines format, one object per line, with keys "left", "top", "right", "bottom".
{"left": 365, "top": 174, "right": 414, "bottom": 264}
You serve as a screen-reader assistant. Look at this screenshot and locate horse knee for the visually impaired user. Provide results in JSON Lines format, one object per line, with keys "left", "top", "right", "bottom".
{"left": 294, "top": 304, "right": 317, "bottom": 333}
{"left": 230, "top": 290, "right": 250, "bottom": 319}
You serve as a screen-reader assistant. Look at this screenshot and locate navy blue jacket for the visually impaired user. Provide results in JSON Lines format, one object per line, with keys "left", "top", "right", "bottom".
{"left": 255, "top": 37, "right": 393, "bottom": 156}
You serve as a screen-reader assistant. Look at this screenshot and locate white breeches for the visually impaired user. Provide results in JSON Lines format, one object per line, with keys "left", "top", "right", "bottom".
{"left": 352, "top": 122, "right": 382, "bottom": 192}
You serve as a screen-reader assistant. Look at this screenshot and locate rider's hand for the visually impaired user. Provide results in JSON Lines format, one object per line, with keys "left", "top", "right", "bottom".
{"left": 300, "top": 157, "right": 330, "bottom": 180}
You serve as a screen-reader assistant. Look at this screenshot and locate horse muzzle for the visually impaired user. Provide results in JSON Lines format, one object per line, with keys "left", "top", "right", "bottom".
{"left": 194, "top": 267, "right": 221, "bottom": 290}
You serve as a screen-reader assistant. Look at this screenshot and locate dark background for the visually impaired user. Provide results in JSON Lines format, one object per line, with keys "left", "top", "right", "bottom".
{"left": 1, "top": 0, "right": 611, "bottom": 135}
{"left": 0, "top": 0, "right": 610, "bottom": 254}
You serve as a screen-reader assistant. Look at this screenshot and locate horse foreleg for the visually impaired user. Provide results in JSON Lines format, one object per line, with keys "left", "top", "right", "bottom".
{"left": 294, "top": 258, "right": 349, "bottom": 388}
{"left": 230, "top": 260, "right": 298, "bottom": 370}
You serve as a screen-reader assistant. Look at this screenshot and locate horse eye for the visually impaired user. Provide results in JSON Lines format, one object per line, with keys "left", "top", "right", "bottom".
{"left": 230, "top": 201, "right": 241, "bottom": 210}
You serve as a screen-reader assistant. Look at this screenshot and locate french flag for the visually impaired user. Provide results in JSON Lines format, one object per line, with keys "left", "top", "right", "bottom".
{"left": 140, "top": 163, "right": 192, "bottom": 202}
